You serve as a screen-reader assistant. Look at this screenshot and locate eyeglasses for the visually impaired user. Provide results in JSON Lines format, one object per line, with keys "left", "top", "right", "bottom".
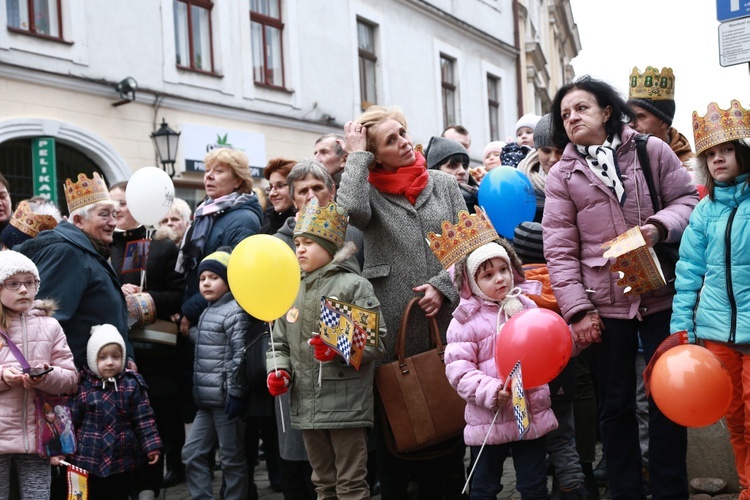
{"left": 1, "top": 280, "right": 40, "bottom": 291}
{"left": 264, "top": 183, "right": 288, "bottom": 195}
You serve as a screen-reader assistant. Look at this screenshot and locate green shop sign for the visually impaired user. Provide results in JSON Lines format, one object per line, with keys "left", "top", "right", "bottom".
{"left": 32, "top": 137, "right": 57, "bottom": 204}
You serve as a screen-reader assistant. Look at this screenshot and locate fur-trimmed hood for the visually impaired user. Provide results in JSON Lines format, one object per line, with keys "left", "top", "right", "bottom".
{"left": 331, "top": 240, "right": 358, "bottom": 264}
{"left": 28, "top": 298, "right": 57, "bottom": 317}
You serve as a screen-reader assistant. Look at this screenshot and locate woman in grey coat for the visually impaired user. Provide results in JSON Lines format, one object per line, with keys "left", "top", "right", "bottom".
{"left": 338, "top": 105, "right": 467, "bottom": 500}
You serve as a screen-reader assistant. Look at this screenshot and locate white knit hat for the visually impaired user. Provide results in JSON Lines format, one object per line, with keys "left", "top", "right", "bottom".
{"left": 0, "top": 250, "right": 40, "bottom": 285}
{"left": 86, "top": 324, "right": 126, "bottom": 377}
{"left": 515, "top": 113, "right": 542, "bottom": 135}
{"left": 466, "top": 243, "right": 524, "bottom": 317}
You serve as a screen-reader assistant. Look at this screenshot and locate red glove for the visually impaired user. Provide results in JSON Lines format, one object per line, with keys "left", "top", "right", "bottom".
{"left": 266, "top": 370, "right": 291, "bottom": 396}
{"left": 309, "top": 335, "right": 336, "bottom": 362}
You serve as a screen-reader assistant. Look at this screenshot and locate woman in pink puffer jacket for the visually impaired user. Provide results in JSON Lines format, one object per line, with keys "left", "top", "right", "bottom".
{"left": 0, "top": 251, "right": 78, "bottom": 499}
{"left": 445, "top": 242, "right": 557, "bottom": 499}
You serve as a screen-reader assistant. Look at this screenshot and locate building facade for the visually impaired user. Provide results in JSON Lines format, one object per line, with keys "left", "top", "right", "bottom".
{"left": 0, "top": 0, "right": 579, "bottom": 208}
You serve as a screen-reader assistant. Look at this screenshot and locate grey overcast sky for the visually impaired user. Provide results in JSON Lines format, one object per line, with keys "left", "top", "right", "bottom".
{"left": 568, "top": 0, "right": 750, "bottom": 147}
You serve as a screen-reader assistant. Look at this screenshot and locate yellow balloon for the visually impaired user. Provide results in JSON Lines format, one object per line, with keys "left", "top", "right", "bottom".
{"left": 227, "top": 234, "right": 301, "bottom": 322}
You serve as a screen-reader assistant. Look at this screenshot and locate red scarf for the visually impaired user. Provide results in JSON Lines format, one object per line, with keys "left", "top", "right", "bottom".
{"left": 367, "top": 150, "right": 429, "bottom": 205}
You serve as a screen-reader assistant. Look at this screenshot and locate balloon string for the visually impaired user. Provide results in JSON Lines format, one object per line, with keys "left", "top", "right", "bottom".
{"left": 268, "top": 320, "right": 285, "bottom": 433}
{"left": 462, "top": 409, "right": 500, "bottom": 494}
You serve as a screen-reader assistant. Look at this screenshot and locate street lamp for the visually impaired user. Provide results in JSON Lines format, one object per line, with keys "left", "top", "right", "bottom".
{"left": 150, "top": 119, "right": 181, "bottom": 178}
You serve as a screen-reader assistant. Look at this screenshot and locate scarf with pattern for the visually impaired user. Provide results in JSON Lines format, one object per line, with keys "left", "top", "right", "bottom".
{"left": 576, "top": 134, "right": 626, "bottom": 205}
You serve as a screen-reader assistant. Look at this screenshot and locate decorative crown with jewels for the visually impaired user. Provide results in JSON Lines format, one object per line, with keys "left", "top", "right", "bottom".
{"left": 295, "top": 197, "right": 348, "bottom": 250}
{"left": 427, "top": 207, "right": 500, "bottom": 269}
{"left": 64, "top": 172, "right": 110, "bottom": 213}
{"left": 628, "top": 66, "right": 675, "bottom": 101}
{"left": 9, "top": 200, "right": 59, "bottom": 237}
{"left": 692, "top": 100, "right": 750, "bottom": 155}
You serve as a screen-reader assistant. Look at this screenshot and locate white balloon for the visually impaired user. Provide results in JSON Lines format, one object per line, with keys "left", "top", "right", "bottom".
{"left": 125, "top": 167, "right": 175, "bottom": 227}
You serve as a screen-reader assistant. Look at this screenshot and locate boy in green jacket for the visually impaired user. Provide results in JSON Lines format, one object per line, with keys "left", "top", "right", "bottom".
{"left": 266, "top": 197, "right": 386, "bottom": 500}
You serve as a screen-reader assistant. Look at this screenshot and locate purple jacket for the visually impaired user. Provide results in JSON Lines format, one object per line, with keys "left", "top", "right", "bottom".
{"left": 542, "top": 126, "right": 698, "bottom": 322}
{"left": 445, "top": 293, "right": 557, "bottom": 446}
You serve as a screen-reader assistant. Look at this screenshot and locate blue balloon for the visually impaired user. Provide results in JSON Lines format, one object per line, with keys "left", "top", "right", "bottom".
{"left": 477, "top": 166, "right": 536, "bottom": 240}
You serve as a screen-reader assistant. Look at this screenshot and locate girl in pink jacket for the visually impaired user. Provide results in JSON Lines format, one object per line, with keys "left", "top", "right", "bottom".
{"left": 0, "top": 251, "right": 78, "bottom": 499}
{"left": 445, "top": 242, "right": 557, "bottom": 500}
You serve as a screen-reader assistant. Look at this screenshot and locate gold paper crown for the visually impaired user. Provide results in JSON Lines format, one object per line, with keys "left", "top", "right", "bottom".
{"left": 427, "top": 208, "right": 499, "bottom": 269}
{"left": 692, "top": 100, "right": 750, "bottom": 155}
{"left": 628, "top": 66, "right": 675, "bottom": 101}
{"left": 294, "top": 197, "right": 348, "bottom": 249}
{"left": 9, "top": 200, "right": 59, "bottom": 237}
{"left": 65, "top": 172, "right": 110, "bottom": 213}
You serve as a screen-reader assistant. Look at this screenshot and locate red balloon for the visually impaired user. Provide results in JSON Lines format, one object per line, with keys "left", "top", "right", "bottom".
{"left": 651, "top": 345, "right": 732, "bottom": 428}
{"left": 495, "top": 308, "right": 572, "bottom": 388}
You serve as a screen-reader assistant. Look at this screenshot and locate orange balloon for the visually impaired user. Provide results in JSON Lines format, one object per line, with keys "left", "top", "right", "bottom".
{"left": 650, "top": 345, "right": 732, "bottom": 428}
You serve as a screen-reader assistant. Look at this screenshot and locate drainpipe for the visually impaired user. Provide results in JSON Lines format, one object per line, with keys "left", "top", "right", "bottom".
{"left": 512, "top": 0, "right": 524, "bottom": 119}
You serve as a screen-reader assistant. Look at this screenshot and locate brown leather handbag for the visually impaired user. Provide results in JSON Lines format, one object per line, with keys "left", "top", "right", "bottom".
{"left": 375, "top": 297, "right": 466, "bottom": 454}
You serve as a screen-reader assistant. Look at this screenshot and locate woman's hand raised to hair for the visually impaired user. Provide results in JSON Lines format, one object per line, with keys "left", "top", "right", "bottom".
{"left": 344, "top": 121, "right": 368, "bottom": 153}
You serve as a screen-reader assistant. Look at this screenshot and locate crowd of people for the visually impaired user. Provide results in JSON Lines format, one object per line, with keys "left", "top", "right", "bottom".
{"left": 0, "top": 66, "right": 748, "bottom": 500}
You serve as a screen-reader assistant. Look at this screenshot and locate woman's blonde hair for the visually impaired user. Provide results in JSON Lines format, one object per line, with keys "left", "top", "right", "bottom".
{"left": 356, "top": 105, "right": 408, "bottom": 152}
{"left": 203, "top": 148, "right": 254, "bottom": 194}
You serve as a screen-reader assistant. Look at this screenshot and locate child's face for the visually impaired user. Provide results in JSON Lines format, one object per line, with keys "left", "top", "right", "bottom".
{"left": 705, "top": 142, "right": 740, "bottom": 184}
{"left": 439, "top": 160, "right": 468, "bottom": 184}
{"left": 484, "top": 150, "right": 501, "bottom": 170}
{"left": 0, "top": 272, "right": 38, "bottom": 313}
{"left": 295, "top": 236, "right": 333, "bottom": 273}
{"left": 475, "top": 257, "right": 513, "bottom": 302}
{"left": 516, "top": 127, "right": 535, "bottom": 148}
{"left": 199, "top": 270, "right": 229, "bottom": 301}
{"left": 97, "top": 343, "right": 123, "bottom": 379}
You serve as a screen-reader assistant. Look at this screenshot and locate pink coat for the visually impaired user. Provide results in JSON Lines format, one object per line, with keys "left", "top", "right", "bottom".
{"left": 542, "top": 126, "right": 698, "bottom": 322}
{"left": 445, "top": 293, "right": 557, "bottom": 446}
{"left": 0, "top": 300, "right": 78, "bottom": 454}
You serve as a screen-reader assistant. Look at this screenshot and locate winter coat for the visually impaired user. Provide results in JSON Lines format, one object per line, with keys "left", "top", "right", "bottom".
{"left": 337, "top": 151, "right": 468, "bottom": 363}
{"left": 266, "top": 246, "right": 386, "bottom": 430}
{"left": 260, "top": 205, "right": 296, "bottom": 235}
{"left": 542, "top": 126, "right": 699, "bottom": 322}
{"left": 71, "top": 367, "right": 162, "bottom": 477}
{"left": 671, "top": 174, "right": 750, "bottom": 344}
{"left": 0, "top": 300, "right": 78, "bottom": 454}
{"left": 16, "top": 221, "right": 132, "bottom": 367}
{"left": 667, "top": 126, "right": 696, "bottom": 166}
{"left": 189, "top": 292, "right": 248, "bottom": 407}
{"left": 445, "top": 293, "right": 557, "bottom": 446}
{"left": 517, "top": 149, "right": 547, "bottom": 223}
{"left": 110, "top": 226, "right": 184, "bottom": 321}
{"left": 181, "top": 195, "right": 263, "bottom": 324}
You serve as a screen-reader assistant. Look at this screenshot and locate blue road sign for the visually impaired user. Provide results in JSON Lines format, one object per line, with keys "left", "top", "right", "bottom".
{"left": 718, "top": 0, "right": 750, "bottom": 22}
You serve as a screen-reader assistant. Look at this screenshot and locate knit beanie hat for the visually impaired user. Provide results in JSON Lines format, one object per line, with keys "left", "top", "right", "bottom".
{"left": 0, "top": 250, "right": 40, "bottom": 285}
{"left": 515, "top": 113, "right": 542, "bottom": 135}
{"left": 198, "top": 249, "right": 231, "bottom": 284}
{"left": 425, "top": 136, "right": 470, "bottom": 170}
{"left": 466, "top": 243, "right": 524, "bottom": 316}
{"left": 500, "top": 143, "right": 530, "bottom": 168}
{"left": 513, "top": 222, "right": 545, "bottom": 264}
{"left": 533, "top": 114, "right": 554, "bottom": 149}
{"left": 628, "top": 98, "right": 676, "bottom": 126}
{"left": 483, "top": 141, "right": 506, "bottom": 159}
{"left": 86, "top": 324, "right": 126, "bottom": 377}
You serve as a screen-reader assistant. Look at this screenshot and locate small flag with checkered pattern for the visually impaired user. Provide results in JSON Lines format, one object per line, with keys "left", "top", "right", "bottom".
{"left": 507, "top": 360, "right": 529, "bottom": 439}
{"left": 319, "top": 296, "right": 379, "bottom": 370}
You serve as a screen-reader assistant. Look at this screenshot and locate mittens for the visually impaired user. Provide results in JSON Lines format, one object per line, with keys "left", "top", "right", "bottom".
{"left": 309, "top": 335, "right": 336, "bottom": 362}
{"left": 267, "top": 370, "right": 291, "bottom": 396}
{"left": 224, "top": 395, "right": 246, "bottom": 420}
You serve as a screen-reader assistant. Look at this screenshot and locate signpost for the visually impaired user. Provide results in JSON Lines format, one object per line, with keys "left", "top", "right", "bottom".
{"left": 31, "top": 138, "right": 57, "bottom": 204}
{"left": 717, "top": 0, "right": 750, "bottom": 22}
{"left": 719, "top": 17, "right": 750, "bottom": 66}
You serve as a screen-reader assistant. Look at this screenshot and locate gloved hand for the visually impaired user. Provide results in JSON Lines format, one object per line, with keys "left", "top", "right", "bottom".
{"left": 224, "top": 395, "right": 246, "bottom": 420}
{"left": 266, "top": 370, "right": 291, "bottom": 396}
{"left": 309, "top": 335, "right": 336, "bottom": 362}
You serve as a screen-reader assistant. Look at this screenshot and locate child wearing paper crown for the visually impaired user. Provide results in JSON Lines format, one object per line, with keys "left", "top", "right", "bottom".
{"left": 266, "top": 197, "right": 386, "bottom": 500}
{"left": 64, "top": 323, "right": 161, "bottom": 499}
{"left": 435, "top": 210, "right": 557, "bottom": 498}
{"left": 181, "top": 248, "right": 252, "bottom": 500}
{"left": 0, "top": 250, "right": 77, "bottom": 499}
{"left": 671, "top": 100, "right": 750, "bottom": 495}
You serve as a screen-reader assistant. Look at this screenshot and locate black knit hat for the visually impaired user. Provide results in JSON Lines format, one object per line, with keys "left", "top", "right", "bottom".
{"left": 628, "top": 98, "right": 676, "bottom": 126}
{"left": 533, "top": 114, "right": 554, "bottom": 149}
{"left": 513, "top": 221, "right": 545, "bottom": 264}
{"left": 425, "top": 136, "right": 470, "bottom": 170}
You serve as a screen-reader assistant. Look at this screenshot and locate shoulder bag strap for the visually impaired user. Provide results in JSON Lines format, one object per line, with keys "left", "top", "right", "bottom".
{"left": 395, "top": 297, "right": 444, "bottom": 365}
{"left": 636, "top": 134, "right": 661, "bottom": 213}
{"left": 0, "top": 329, "right": 31, "bottom": 373}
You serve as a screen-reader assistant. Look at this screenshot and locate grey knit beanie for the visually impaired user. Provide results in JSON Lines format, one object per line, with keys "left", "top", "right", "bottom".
{"left": 425, "top": 136, "right": 470, "bottom": 170}
{"left": 513, "top": 222, "right": 545, "bottom": 264}
{"left": 533, "top": 114, "right": 554, "bottom": 149}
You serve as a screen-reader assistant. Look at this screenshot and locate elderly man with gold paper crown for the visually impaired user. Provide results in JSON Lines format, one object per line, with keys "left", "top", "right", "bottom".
{"left": 16, "top": 172, "right": 133, "bottom": 369}
{"left": 628, "top": 66, "right": 695, "bottom": 166}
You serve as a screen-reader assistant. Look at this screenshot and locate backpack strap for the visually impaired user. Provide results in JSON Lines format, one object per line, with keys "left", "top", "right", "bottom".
{"left": 635, "top": 134, "right": 660, "bottom": 213}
